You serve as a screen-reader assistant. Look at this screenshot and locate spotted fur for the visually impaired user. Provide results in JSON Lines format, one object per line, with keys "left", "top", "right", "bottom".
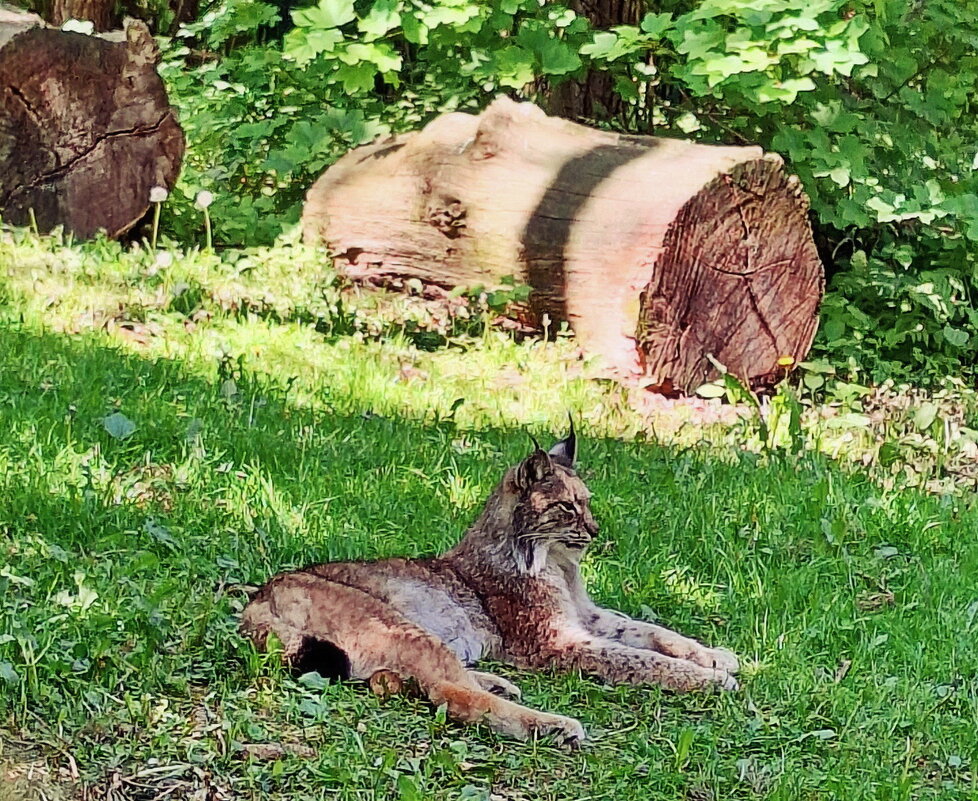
{"left": 241, "top": 431, "right": 739, "bottom": 743}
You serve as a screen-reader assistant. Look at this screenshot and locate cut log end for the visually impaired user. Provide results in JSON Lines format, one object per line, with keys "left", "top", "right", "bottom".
{"left": 0, "top": 16, "right": 184, "bottom": 239}
{"left": 637, "top": 158, "right": 823, "bottom": 392}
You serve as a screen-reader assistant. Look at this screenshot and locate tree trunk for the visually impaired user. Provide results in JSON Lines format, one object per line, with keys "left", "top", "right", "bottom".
{"left": 302, "top": 97, "right": 823, "bottom": 393}
{"left": 543, "top": 0, "right": 643, "bottom": 121}
{"left": 0, "top": 12, "right": 185, "bottom": 239}
{"left": 50, "top": 0, "right": 116, "bottom": 31}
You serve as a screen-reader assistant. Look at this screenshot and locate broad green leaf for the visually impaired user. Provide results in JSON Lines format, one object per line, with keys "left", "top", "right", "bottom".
{"left": 342, "top": 43, "right": 402, "bottom": 73}
{"left": 675, "top": 25, "right": 725, "bottom": 60}
{"left": 103, "top": 412, "right": 136, "bottom": 439}
{"left": 424, "top": 2, "right": 480, "bottom": 28}
{"left": 580, "top": 31, "right": 618, "bottom": 60}
{"left": 536, "top": 38, "right": 581, "bottom": 75}
{"left": 493, "top": 46, "right": 536, "bottom": 88}
{"left": 400, "top": 12, "right": 426, "bottom": 43}
{"left": 810, "top": 40, "right": 869, "bottom": 76}
{"left": 284, "top": 27, "right": 344, "bottom": 64}
{"left": 359, "top": 0, "right": 401, "bottom": 38}
{"left": 0, "top": 662, "right": 18, "bottom": 685}
{"left": 640, "top": 11, "right": 672, "bottom": 37}
{"left": 803, "top": 372, "right": 824, "bottom": 390}
{"left": 335, "top": 62, "right": 377, "bottom": 93}
{"left": 913, "top": 402, "right": 939, "bottom": 431}
{"left": 942, "top": 326, "right": 969, "bottom": 347}
{"left": 293, "top": 0, "right": 355, "bottom": 30}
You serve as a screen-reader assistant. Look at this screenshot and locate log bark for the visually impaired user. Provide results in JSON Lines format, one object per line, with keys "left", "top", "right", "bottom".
{"left": 302, "top": 96, "right": 823, "bottom": 392}
{"left": 0, "top": 12, "right": 184, "bottom": 239}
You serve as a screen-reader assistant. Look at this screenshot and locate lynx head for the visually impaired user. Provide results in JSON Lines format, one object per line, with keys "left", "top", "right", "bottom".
{"left": 500, "top": 423, "right": 599, "bottom": 573}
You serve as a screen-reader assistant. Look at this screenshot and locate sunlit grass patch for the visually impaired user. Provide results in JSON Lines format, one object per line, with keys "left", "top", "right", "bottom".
{"left": 2, "top": 234, "right": 978, "bottom": 800}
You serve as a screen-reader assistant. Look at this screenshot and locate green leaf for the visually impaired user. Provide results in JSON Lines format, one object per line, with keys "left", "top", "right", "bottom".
{"left": 0, "top": 661, "right": 18, "bottom": 685}
{"left": 614, "top": 74, "right": 639, "bottom": 101}
{"left": 913, "top": 402, "right": 939, "bottom": 431}
{"left": 397, "top": 775, "right": 422, "bottom": 801}
{"left": 535, "top": 37, "right": 582, "bottom": 75}
{"left": 284, "top": 27, "right": 344, "bottom": 64}
{"left": 828, "top": 166, "right": 850, "bottom": 187}
{"left": 640, "top": 11, "right": 672, "bottom": 37}
{"left": 803, "top": 372, "right": 825, "bottom": 390}
{"left": 334, "top": 62, "right": 378, "bottom": 93}
{"left": 103, "top": 412, "right": 136, "bottom": 439}
{"left": 810, "top": 39, "right": 869, "bottom": 77}
{"left": 493, "top": 46, "right": 536, "bottom": 88}
{"left": 822, "top": 317, "right": 845, "bottom": 341}
{"left": 358, "top": 0, "right": 401, "bottom": 38}
{"left": 342, "top": 42, "right": 403, "bottom": 73}
{"left": 580, "top": 31, "right": 618, "bottom": 60}
{"left": 756, "top": 82, "right": 798, "bottom": 104}
{"left": 424, "top": 2, "right": 480, "bottom": 28}
{"left": 292, "top": 0, "right": 355, "bottom": 30}
{"left": 942, "top": 326, "right": 969, "bottom": 347}
{"left": 400, "top": 12, "right": 426, "bottom": 43}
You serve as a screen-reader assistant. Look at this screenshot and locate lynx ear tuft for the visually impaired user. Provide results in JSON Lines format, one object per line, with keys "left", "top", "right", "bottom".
{"left": 514, "top": 448, "right": 553, "bottom": 490}
{"left": 548, "top": 416, "right": 577, "bottom": 468}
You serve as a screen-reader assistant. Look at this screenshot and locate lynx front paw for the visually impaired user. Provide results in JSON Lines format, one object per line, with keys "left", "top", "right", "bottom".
{"left": 535, "top": 714, "right": 586, "bottom": 747}
{"left": 715, "top": 669, "right": 739, "bottom": 691}
{"left": 698, "top": 647, "right": 739, "bottom": 674}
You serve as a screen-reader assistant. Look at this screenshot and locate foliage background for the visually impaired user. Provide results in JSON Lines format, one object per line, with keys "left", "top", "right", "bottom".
{"left": 155, "top": 0, "right": 978, "bottom": 385}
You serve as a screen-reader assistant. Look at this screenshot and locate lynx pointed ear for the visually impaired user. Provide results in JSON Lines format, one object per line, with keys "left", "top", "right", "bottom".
{"left": 548, "top": 416, "right": 577, "bottom": 468}
{"left": 514, "top": 448, "right": 553, "bottom": 490}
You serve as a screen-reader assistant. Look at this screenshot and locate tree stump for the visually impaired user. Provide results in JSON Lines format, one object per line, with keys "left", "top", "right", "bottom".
{"left": 302, "top": 96, "right": 823, "bottom": 392}
{"left": 0, "top": 11, "right": 184, "bottom": 239}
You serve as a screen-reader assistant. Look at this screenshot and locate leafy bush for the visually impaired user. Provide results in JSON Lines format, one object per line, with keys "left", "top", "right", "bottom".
{"left": 160, "top": 0, "right": 978, "bottom": 382}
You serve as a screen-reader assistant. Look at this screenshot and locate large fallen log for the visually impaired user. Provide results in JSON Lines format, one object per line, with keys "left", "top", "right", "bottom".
{"left": 302, "top": 97, "right": 823, "bottom": 392}
{"left": 0, "top": 10, "right": 184, "bottom": 239}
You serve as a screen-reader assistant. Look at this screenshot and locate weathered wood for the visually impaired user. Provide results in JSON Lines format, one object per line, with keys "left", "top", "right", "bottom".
{"left": 51, "top": 0, "right": 114, "bottom": 31}
{"left": 0, "top": 13, "right": 184, "bottom": 239}
{"left": 302, "top": 96, "right": 823, "bottom": 392}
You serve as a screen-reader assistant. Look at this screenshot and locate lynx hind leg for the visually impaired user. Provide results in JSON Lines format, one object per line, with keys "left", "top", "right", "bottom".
{"left": 240, "top": 575, "right": 583, "bottom": 743}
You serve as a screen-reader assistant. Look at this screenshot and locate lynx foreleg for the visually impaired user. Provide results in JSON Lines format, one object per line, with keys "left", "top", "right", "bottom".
{"left": 547, "top": 628, "right": 738, "bottom": 692}
{"left": 581, "top": 606, "right": 739, "bottom": 674}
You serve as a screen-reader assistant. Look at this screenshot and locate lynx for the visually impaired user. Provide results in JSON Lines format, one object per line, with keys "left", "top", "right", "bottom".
{"left": 241, "top": 427, "right": 739, "bottom": 743}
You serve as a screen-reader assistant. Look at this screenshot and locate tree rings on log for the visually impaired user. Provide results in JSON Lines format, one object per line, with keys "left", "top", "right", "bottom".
{"left": 302, "top": 96, "right": 823, "bottom": 393}
{"left": 0, "top": 13, "right": 185, "bottom": 239}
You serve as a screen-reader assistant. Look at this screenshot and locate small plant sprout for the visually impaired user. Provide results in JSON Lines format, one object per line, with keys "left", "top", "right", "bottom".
{"left": 148, "top": 186, "right": 169, "bottom": 250}
{"left": 195, "top": 190, "right": 214, "bottom": 251}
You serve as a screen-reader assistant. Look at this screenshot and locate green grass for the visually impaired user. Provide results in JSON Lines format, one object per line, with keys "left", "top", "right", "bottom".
{"left": 1, "top": 234, "right": 977, "bottom": 800}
